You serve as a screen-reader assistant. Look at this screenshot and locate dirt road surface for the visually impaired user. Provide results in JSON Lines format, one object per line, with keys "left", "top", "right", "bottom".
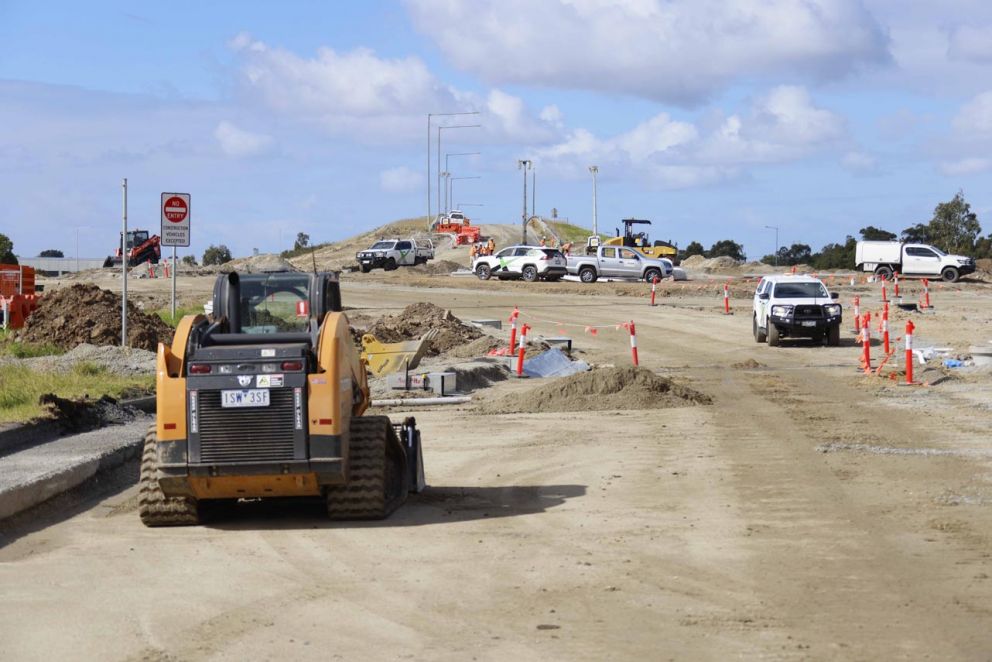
{"left": 2, "top": 276, "right": 992, "bottom": 660}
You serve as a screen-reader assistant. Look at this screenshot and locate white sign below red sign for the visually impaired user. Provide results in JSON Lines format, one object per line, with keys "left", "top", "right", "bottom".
{"left": 160, "top": 192, "right": 191, "bottom": 247}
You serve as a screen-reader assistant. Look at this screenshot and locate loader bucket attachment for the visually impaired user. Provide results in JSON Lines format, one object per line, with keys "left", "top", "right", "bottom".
{"left": 361, "top": 329, "right": 438, "bottom": 376}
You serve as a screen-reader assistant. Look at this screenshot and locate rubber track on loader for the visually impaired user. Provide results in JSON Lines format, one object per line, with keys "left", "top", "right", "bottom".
{"left": 138, "top": 425, "right": 200, "bottom": 527}
{"left": 326, "top": 416, "right": 407, "bottom": 520}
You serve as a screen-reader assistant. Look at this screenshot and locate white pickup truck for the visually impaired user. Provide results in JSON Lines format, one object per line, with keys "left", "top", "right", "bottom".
{"left": 566, "top": 245, "right": 673, "bottom": 284}
{"left": 855, "top": 241, "right": 975, "bottom": 282}
{"left": 356, "top": 237, "right": 434, "bottom": 272}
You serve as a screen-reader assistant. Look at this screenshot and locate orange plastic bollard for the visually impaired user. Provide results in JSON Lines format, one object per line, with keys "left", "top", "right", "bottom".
{"left": 882, "top": 302, "right": 890, "bottom": 355}
{"left": 905, "top": 320, "right": 915, "bottom": 384}
{"left": 650, "top": 277, "right": 658, "bottom": 306}
{"left": 853, "top": 296, "right": 861, "bottom": 333}
{"left": 515, "top": 323, "right": 530, "bottom": 376}
{"left": 861, "top": 312, "right": 872, "bottom": 373}
{"left": 723, "top": 283, "right": 730, "bottom": 314}
{"left": 508, "top": 307, "right": 519, "bottom": 351}
{"left": 629, "top": 321, "right": 639, "bottom": 366}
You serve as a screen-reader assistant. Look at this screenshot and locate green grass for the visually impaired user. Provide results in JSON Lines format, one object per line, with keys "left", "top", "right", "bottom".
{"left": 0, "top": 332, "right": 63, "bottom": 358}
{"left": 155, "top": 306, "right": 205, "bottom": 327}
{"left": 0, "top": 363, "right": 154, "bottom": 424}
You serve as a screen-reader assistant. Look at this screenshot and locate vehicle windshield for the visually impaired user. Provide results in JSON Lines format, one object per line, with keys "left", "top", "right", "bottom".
{"left": 773, "top": 282, "right": 828, "bottom": 298}
{"left": 370, "top": 241, "right": 395, "bottom": 250}
{"left": 238, "top": 273, "right": 311, "bottom": 334}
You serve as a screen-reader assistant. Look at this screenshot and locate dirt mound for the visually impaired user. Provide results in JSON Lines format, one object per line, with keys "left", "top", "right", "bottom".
{"left": 223, "top": 253, "right": 299, "bottom": 273}
{"left": 19, "top": 284, "right": 174, "bottom": 351}
{"left": 447, "top": 335, "right": 504, "bottom": 358}
{"left": 366, "top": 302, "right": 483, "bottom": 356}
{"left": 410, "top": 259, "right": 468, "bottom": 275}
{"left": 481, "top": 366, "right": 711, "bottom": 414}
{"left": 682, "top": 255, "right": 741, "bottom": 273}
{"left": 732, "top": 358, "right": 765, "bottom": 369}
{"left": 39, "top": 393, "right": 143, "bottom": 432}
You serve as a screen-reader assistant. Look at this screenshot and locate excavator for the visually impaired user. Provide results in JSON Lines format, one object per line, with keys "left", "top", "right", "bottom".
{"left": 104, "top": 229, "right": 162, "bottom": 268}
{"left": 140, "top": 270, "right": 425, "bottom": 526}
{"left": 591, "top": 219, "right": 678, "bottom": 261}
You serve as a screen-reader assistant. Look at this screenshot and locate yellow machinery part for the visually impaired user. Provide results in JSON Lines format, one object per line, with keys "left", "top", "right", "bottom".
{"left": 360, "top": 329, "right": 437, "bottom": 377}
{"left": 187, "top": 474, "right": 323, "bottom": 499}
{"left": 156, "top": 314, "right": 204, "bottom": 441}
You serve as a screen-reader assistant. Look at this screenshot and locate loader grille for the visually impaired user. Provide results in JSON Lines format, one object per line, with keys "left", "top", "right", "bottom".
{"left": 196, "top": 389, "right": 298, "bottom": 463}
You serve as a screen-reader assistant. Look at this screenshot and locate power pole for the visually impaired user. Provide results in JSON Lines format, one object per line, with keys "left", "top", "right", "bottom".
{"left": 518, "top": 159, "right": 531, "bottom": 244}
{"left": 589, "top": 165, "right": 599, "bottom": 236}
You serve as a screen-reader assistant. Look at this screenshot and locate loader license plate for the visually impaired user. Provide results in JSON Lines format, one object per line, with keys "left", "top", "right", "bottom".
{"left": 221, "top": 389, "right": 270, "bottom": 408}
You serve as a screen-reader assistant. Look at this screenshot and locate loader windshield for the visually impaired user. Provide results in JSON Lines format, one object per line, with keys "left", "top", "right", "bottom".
{"left": 238, "top": 273, "right": 312, "bottom": 334}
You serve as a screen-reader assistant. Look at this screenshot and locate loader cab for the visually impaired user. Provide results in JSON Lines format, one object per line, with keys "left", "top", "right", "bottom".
{"left": 200, "top": 271, "right": 342, "bottom": 348}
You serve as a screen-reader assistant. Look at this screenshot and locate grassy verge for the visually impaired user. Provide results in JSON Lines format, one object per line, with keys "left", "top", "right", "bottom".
{"left": 0, "top": 362, "right": 154, "bottom": 424}
{"left": 0, "top": 331, "right": 63, "bottom": 358}
{"left": 155, "top": 306, "right": 204, "bottom": 327}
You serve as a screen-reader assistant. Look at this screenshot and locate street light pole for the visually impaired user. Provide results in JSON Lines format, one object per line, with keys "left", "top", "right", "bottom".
{"left": 427, "top": 112, "right": 479, "bottom": 228}
{"left": 588, "top": 165, "right": 599, "bottom": 236}
{"left": 764, "top": 225, "right": 780, "bottom": 266}
{"left": 518, "top": 159, "right": 531, "bottom": 244}
{"left": 531, "top": 168, "right": 536, "bottom": 217}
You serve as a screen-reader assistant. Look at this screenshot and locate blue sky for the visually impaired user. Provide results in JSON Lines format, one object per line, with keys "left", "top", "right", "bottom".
{"left": 2, "top": 0, "right": 991, "bottom": 261}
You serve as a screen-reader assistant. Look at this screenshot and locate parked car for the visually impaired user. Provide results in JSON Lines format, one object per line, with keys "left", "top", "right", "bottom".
{"left": 356, "top": 237, "right": 434, "bottom": 272}
{"left": 567, "top": 245, "right": 673, "bottom": 283}
{"left": 753, "top": 274, "right": 842, "bottom": 347}
{"left": 855, "top": 241, "right": 975, "bottom": 283}
{"left": 474, "top": 245, "right": 567, "bottom": 282}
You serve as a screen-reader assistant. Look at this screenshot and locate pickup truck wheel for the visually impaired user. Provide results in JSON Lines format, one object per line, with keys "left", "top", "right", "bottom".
{"left": 385, "top": 258, "right": 397, "bottom": 271}
{"left": 579, "top": 267, "right": 598, "bottom": 283}
{"left": 643, "top": 268, "right": 662, "bottom": 284}
{"left": 941, "top": 266, "right": 959, "bottom": 283}
{"left": 767, "top": 320, "right": 781, "bottom": 347}
{"left": 827, "top": 324, "right": 840, "bottom": 347}
{"left": 521, "top": 265, "right": 539, "bottom": 282}
{"left": 476, "top": 264, "right": 492, "bottom": 280}
{"left": 875, "top": 265, "right": 893, "bottom": 280}
{"left": 753, "top": 315, "right": 767, "bottom": 343}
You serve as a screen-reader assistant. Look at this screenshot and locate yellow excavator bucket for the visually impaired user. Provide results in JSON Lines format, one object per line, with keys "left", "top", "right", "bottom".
{"left": 361, "top": 329, "right": 438, "bottom": 376}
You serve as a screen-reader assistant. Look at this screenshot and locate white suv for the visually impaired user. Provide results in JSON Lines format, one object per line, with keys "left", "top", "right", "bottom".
{"left": 474, "top": 245, "right": 567, "bottom": 282}
{"left": 753, "top": 275, "right": 842, "bottom": 346}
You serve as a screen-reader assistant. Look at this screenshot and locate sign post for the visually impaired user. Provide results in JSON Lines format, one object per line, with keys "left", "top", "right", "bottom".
{"left": 160, "top": 192, "right": 191, "bottom": 319}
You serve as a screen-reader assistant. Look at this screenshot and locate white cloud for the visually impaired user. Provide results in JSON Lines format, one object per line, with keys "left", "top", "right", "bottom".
{"left": 379, "top": 166, "right": 423, "bottom": 193}
{"left": 213, "top": 121, "right": 274, "bottom": 157}
{"left": 405, "top": 0, "right": 889, "bottom": 105}
{"left": 948, "top": 24, "right": 992, "bottom": 63}
{"left": 841, "top": 150, "right": 878, "bottom": 173}
{"left": 951, "top": 91, "right": 992, "bottom": 138}
{"left": 535, "top": 85, "right": 843, "bottom": 188}
{"left": 938, "top": 157, "right": 992, "bottom": 176}
{"left": 229, "top": 35, "right": 562, "bottom": 144}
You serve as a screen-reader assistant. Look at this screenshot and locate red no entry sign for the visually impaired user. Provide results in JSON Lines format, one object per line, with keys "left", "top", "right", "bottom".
{"left": 160, "top": 192, "right": 191, "bottom": 247}
{"left": 163, "top": 196, "right": 188, "bottom": 223}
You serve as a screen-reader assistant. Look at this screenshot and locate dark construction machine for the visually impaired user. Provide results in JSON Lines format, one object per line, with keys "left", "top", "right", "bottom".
{"left": 140, "top": 271, "right": 425, "bottom": 526}
{"left": 104, "top": 229, "right": 162, "bottom": 268}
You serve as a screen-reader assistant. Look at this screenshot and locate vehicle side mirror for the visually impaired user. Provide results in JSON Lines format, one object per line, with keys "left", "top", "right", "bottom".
{"left": 758, "top": 293, "right": 770, "bottom": 300}
{"left": 830, "top": 292, "right": 839, "bottom": 300}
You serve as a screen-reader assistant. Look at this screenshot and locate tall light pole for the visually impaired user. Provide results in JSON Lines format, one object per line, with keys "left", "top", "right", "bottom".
{"left": 450, "top": 176, "right": 481, "bottom": 212}
{"left": 588, "top": 166, "right": 599, "bottom": 236}
{"left": 439, "top": 171, "right": 450, "bottom": 214}
{"left": 531, "top": 167, "right": 536, "bottom": 218}
{"left": 438, "top": 124, "right": 480, "bottom": 220}
{"left": 427, "top": 111, "right": 479, "bottom": 227}
{"left": 764, "top": 225, "right": 780, "bottom": 266}
{"left": 121, "top": 178, "right": 128, "bottom": 348}
{"left": 518, "top": 159, "right": 531, "bottom": 244}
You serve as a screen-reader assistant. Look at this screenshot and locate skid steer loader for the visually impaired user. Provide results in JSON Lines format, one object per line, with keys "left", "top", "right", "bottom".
{"left": 140, "top": 271, "right": 425, "bottom": 526}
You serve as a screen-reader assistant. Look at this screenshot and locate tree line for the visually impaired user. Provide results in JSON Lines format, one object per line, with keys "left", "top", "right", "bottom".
{"left": 679, "top": 191, "right": 990, "bottom": 268}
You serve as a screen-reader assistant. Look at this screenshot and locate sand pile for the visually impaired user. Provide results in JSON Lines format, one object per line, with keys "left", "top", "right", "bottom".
{"left": 481, "top": 366, "right": 711, "bottom": 414}
{"left": 223, "top": 253, "right": 299, "bottom": 273}
{"left": 410, "top": 259, "right": 467, "bottom": 275}
{"left": 365, "top": 302, "right": 483, "bottom": 356}
{"left": 681, "top": 255, "right": 742, "bottom": 273}
{"left": 19, "top": 284, "right": 174, "bottom": 351}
